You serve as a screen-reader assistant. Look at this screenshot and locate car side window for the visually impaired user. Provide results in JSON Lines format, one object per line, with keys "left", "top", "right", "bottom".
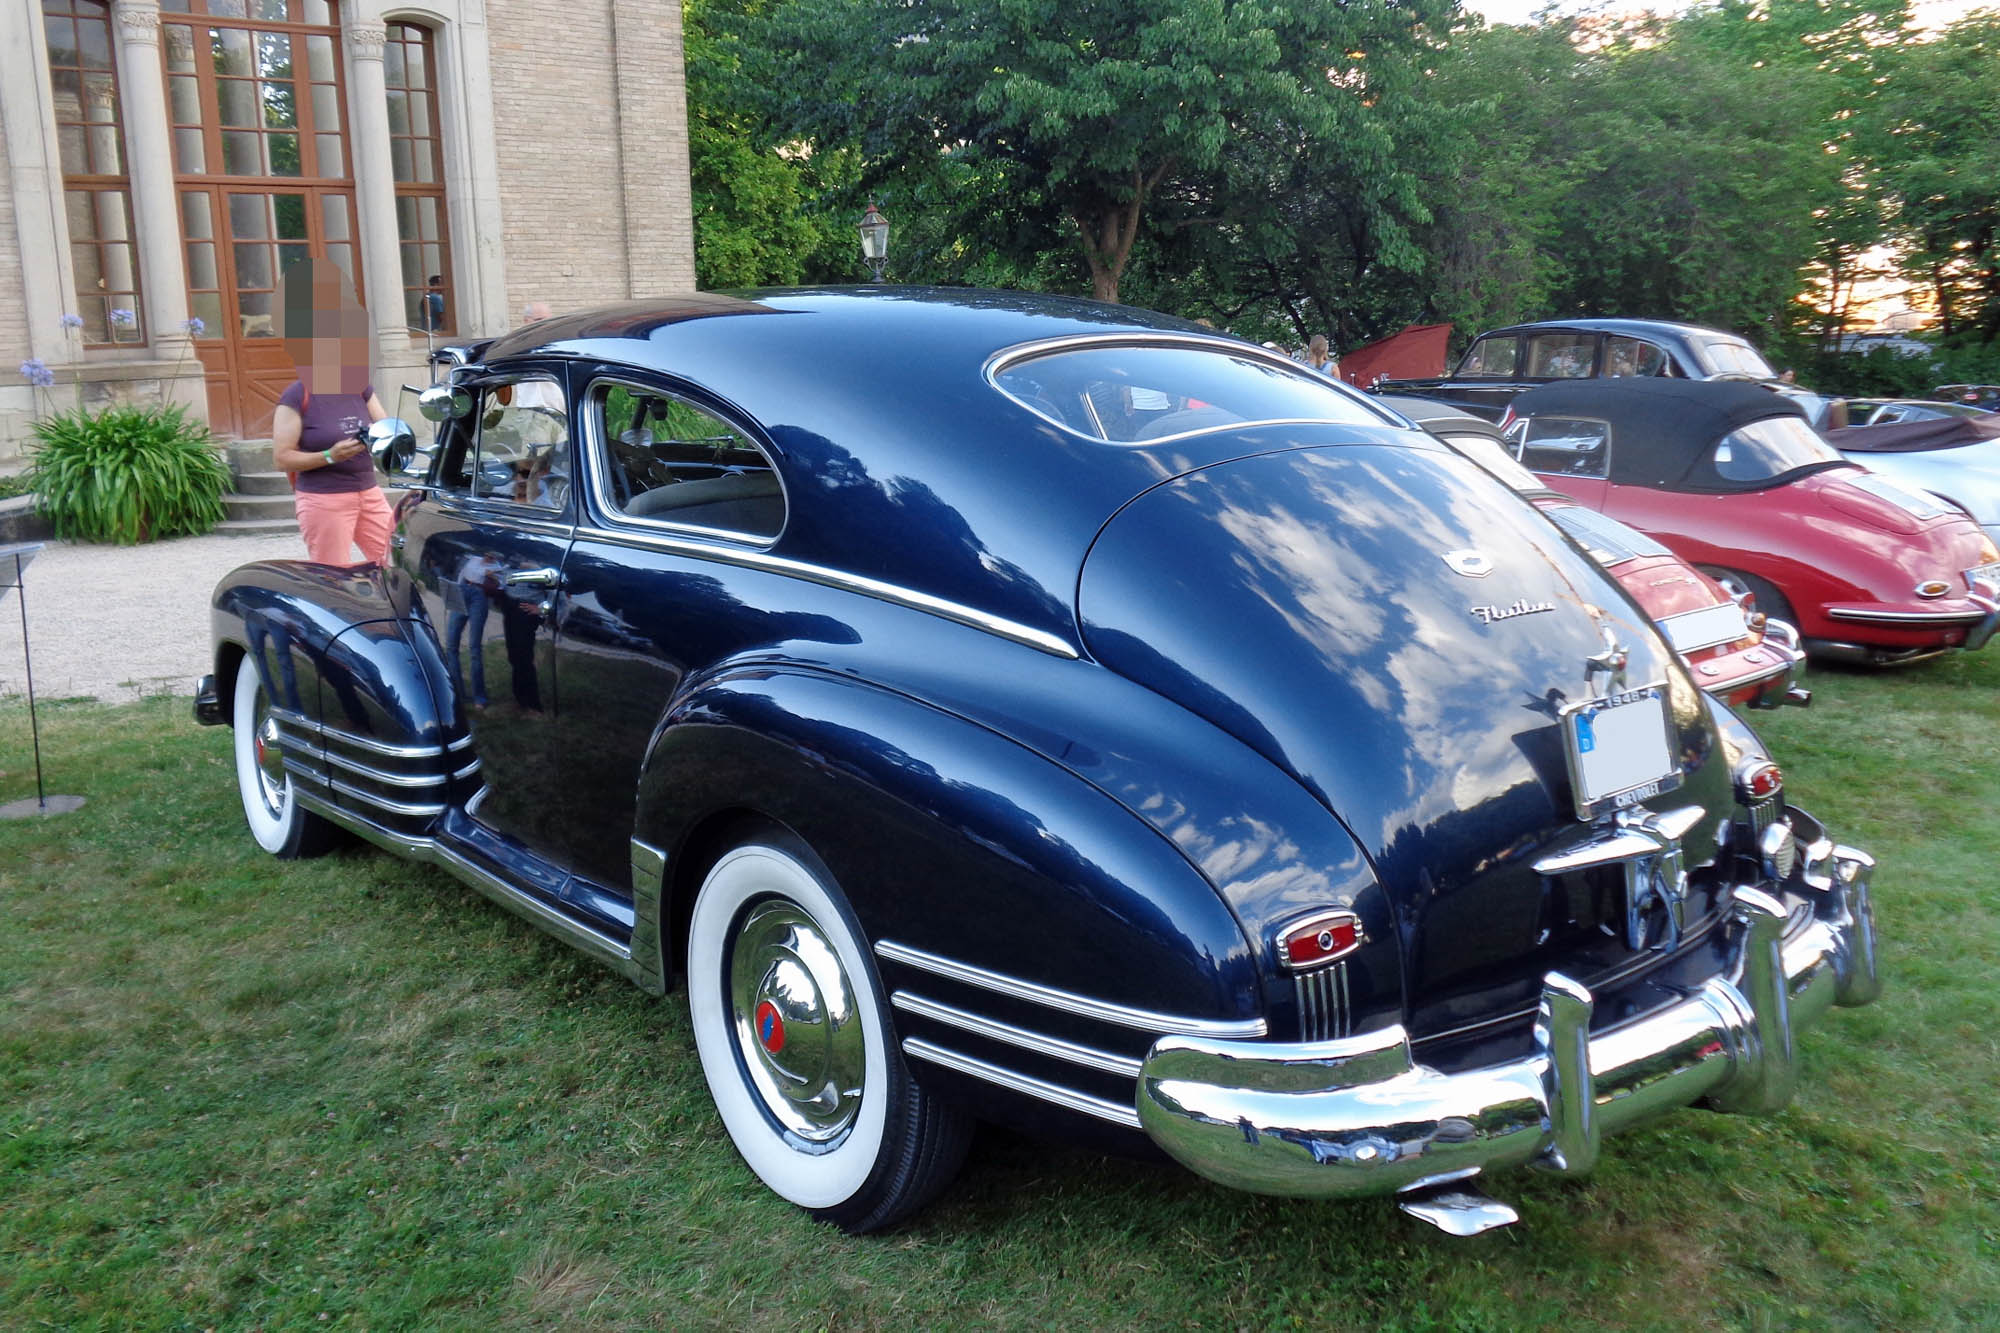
{"left": 593, "top": 382, "right": 784, "bottom": 540}
{"left": 1512, "top": 416, "right": 1610, "bottom": 478}
{"left": 454, "top": 374, "right": 571, "bottom": 511}
{"left": 1457, "top": 336, "right": 1518, "bottom": 376}
{"left": 1603, "top": 337, "right": 1667, "bottom": 378}
{"left": 1524, "top": 334, "right": 1597, "bottom": 379}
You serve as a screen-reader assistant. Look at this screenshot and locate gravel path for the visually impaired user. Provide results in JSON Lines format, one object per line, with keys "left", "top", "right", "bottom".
{"left": 0, "top": 532, "right": 307, "bottom": 703}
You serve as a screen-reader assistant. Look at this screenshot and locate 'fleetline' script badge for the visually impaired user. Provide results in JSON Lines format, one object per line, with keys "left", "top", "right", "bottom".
{"left": 1470, "top": 598, "right": 1555, "bottom": 625}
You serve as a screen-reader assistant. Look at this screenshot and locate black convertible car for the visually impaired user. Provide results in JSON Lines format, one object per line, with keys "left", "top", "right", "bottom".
{"left": 197, "top": 290, "right": 1879, "bottom": 1236}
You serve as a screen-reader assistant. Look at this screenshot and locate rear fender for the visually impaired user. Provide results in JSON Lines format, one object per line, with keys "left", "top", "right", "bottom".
{"left": 633, "top": 668, "right": 1263, "bottom": 1132}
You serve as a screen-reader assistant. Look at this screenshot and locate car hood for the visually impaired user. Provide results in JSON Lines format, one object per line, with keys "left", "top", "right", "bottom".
{"left": 1078, "top": 443, "right": 1728, "bottom": 1038}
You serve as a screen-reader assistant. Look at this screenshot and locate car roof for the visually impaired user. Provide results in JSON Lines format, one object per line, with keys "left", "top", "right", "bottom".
{"left": 1473, "top": 318, "right": 1747, "bottom": 343}
{"left": 1511, "top": 378, "right": 1812, "bottom": 491}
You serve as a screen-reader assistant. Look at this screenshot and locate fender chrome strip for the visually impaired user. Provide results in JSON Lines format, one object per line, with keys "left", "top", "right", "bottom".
{"left": 892, "top": 992, "right": 1143, "bottom": 1079}
{"left": 268, "top": 705, "right": 450, "bottom": 759}
{"left": 326, "top": 778, "right": 447, "bottom": 818}
{"left": 320, "top": 748, "right": 448, "bottom": 788}
{"left": 902, "top": 1037, "right": 1142, "bottom": 1129}
{"left": 875, "top": 940, "right": 1267, "bottom": 1039}
{"left": 571, "top": 524, "right": 1079, "bottom": 660}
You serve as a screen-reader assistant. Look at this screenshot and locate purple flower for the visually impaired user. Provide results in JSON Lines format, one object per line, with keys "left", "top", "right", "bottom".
{"left": 184, "top": 317, "right": 206, "bottom": 337}
{"left": 58, "top": 313, "right": 83, "bottom": 331}
{"left": 19, "top": 358, "right": 55, "bottom": 388}
{"left": 109, "top": 308, "right": 136, "bottom": 328}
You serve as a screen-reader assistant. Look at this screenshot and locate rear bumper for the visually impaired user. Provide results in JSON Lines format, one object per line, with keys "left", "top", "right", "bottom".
{"left": 1713, "top": 619, "right": 1810, "bottom": 710}
{"left": 1136, "top": 807, "right": 1876, "bottom": 1201}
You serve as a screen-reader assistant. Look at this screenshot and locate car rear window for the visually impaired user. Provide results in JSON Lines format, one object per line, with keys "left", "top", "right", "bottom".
{"left": 1711, "top": 416, "right": 1840, "bottom": 482}
{"left": 1695, "top": 338, "right": 1777, "bottom": 380}
{"left": 991, "top": 343, "right": 1393, "bottom": 443}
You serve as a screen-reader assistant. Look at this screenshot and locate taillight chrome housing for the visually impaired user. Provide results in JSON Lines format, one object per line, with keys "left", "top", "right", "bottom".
{"left": 1276, "top": 911, "right": 1364, "bottom": 973}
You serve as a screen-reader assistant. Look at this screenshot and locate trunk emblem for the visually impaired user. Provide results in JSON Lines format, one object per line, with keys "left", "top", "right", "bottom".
{"left": 1442, "top": 548, "right": 1494, "bottom": 577}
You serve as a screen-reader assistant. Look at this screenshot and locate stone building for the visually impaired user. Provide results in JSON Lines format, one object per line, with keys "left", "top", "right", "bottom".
{"left": 1, "top": 0, "right": 694, "bottom": 460}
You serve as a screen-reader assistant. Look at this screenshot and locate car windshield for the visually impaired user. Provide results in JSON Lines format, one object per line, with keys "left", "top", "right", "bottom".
{"left": 992, "top": 343, "right": 1394, "bottom": 443}
{"left": 1711, "top": 416, "right": 1841, "bottom": 481}
{"left": 1695, "top": 338, "right": 1776, "bottom": 380}
{"left": 1440, "top": 433, "right": 1543, "bottom": 493}
{"left": 1542, "top": 504, "right": 1673, "bottom": 565}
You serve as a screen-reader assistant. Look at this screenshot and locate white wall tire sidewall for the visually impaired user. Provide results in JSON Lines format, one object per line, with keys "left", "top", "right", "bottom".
{"left": 233, "top": 653, "right": 294, "bottom": 855}
{"left": 687, "top": 843, "right": 890, "bottom": 1211}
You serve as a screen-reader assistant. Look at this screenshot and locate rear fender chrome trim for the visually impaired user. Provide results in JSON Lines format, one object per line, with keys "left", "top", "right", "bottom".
{"left": 891, "top": 991, "right": 1143, "bottom": 1079}
{"left": 874, "top": 940, "right": 1267, "bottom": 1039}
{"left": 902, "top": 1037, "right": 1142, "bottom": 1129}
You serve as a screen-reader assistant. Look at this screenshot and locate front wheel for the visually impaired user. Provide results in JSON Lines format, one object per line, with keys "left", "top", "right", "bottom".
{"left": 686, "top": 834, "right": 970, "bottom": 1233}
{"left": 231, "top": 652, "right": 338, "bottom": 859}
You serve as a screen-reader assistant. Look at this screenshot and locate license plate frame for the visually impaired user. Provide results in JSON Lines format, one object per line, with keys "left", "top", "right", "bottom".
{"left": 1559, "top": 682, "right": 1682, "bottom": 821}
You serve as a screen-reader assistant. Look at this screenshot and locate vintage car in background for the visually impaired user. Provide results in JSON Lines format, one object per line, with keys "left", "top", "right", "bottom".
{"left": 1384, "top": 396, "right": 1808, "bottom": 709}
{"left": 1374, "top": 318, "right": 1792, "bottom": 422}
{"left": 1936, "top": 384, "right": 2000, "bottom": 410}
{"left": 196, "top": 290, "right": 1880, "bottom": 1237}
{"left": 1839, "top": 398, "right": 1994, "bottom": 427}
{"left": 1823, "top": 411, "right": 2000, "bottom": 548}
{"left": 1504, "top": 379, "right": 2000, "bottom": 666}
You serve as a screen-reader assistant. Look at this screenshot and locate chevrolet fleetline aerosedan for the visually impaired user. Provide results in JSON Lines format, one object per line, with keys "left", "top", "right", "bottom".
{"left": 197, "top": 290, "right": 1879, "bottom": 1236}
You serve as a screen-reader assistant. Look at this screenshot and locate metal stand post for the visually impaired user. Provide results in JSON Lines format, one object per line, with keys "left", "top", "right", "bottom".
{"left": 1, "top": 543, "right": 86, "bottom": 819}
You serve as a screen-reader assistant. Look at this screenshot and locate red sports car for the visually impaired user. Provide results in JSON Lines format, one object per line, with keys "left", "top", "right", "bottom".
{"left": 1385, "top": 395, "right": 1808, "bottom": 706}
{"left": 1502, "top": 379, "right": 2000, "bottom": 666}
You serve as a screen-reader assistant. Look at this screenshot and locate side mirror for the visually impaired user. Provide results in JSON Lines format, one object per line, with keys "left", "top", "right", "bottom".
{"left": 366, "top": 417, "right": 420, "bottom": 477}
{"left": 418, "top": 383, "right": 471, "bottom": 422}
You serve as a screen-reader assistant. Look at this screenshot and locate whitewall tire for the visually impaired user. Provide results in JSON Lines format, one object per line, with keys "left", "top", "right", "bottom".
{"left": 231, "top": 652, "right": 336, "bottom": 859}
{"left": 686, "top": 833, "right": 969, "bottom": 1232}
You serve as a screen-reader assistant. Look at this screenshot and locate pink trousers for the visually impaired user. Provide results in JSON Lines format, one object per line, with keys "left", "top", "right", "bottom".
{"left": 294, "top": 486, "right": 394, "bottom": 566}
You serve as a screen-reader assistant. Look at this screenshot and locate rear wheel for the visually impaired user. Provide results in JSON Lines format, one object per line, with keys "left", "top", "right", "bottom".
{"left": 686, "top": 832, "right": 970, "bottom": 1233}
{"left": 231, "top": 653, "right": 338, "bottom": 859}
{"left": 1703, "top": 567, "right": 1796, "bottom": 629}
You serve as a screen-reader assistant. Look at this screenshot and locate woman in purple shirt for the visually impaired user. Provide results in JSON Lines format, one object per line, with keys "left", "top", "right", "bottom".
{"left": 271, "top": 264, "right": 392, "bottom": 565}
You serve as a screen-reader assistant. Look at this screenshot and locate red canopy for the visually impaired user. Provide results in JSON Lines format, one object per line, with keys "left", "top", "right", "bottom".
{"left": 1338, "top": 324, "right": 1453, "bottom": 387}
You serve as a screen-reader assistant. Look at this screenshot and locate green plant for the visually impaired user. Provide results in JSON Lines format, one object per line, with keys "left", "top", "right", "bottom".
{"left": 0, "top": 471, "right": 32, "bottom": 501}
{"left": 26, "top": 402, "right": 230, "bottom": 544}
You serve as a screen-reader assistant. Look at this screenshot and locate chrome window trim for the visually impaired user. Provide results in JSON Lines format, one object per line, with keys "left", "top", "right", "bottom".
{"left": 875, "top": 940, "right": 1267, "bottom": 1038}
{"left": 982, "top": 331, "right": 1410, "bottom": 444}
{"left": 578, "top": 372, "right": 790, "bottom": 548}
{"left": 901, "top": 1037, "right": 1142, "bottom": 1129}
{"left": 570, "top": 523, "right": 1078, "bottom": 659}
{"left": 891, "top": 991, "right": 1143, "bottom": 1079}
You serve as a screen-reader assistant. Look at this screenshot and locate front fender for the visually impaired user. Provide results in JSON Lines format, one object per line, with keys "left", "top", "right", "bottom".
{"left": 211, "top": 560, "right": 455, "bottom": 838}
{"left": 634, "top": 667, "right": 1263, "bottom": 1142}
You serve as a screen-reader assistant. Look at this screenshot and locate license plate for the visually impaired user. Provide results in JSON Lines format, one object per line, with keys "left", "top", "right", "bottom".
{"left": 1561, "top": 684, "right": 1680, "bottom": 820}
{"left": 1657, "top": 601, "right": 1750, "bottom": 654}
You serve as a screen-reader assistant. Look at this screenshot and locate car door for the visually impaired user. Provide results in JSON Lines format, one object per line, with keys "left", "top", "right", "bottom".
{"left": 397, "top": 364, "right": 577, "bottom": 874}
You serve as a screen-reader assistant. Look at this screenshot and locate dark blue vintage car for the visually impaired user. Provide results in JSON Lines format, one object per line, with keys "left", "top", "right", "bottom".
{"left": 196, "top": 289, "right": 1880, "bottom": 1236}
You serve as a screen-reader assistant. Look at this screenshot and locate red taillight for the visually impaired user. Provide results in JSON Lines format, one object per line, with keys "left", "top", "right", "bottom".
{"left": 1736, "top": 760, "right": 1783, "bottom": 802}
{"left": 1277, "top": 912, "right": 1363, "bottom": 972}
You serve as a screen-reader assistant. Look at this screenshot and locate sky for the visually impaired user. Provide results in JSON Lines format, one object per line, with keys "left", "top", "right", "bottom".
{"left": 1464, "top": 0, "right": 1988, "bottom": 30}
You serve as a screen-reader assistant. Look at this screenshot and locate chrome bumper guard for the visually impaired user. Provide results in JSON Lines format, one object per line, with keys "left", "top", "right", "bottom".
{"left": 1137, "top": 813, "right": 1877, "bottom": 1205}
{"left": 1742, "top": 619, "right": 1811, "bottom": 710}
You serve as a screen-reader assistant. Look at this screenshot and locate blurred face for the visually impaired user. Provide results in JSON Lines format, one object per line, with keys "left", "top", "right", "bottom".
{"left": 279, "top": 259, "right": 371, "bottom": 395}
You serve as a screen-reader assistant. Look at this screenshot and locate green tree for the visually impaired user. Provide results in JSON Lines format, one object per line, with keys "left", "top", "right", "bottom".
{"left": 751, "top": 0, "right": 1452, "bottom": 305}
{"left": 1874, "top": 15, "right": 2000, "bottom": 342}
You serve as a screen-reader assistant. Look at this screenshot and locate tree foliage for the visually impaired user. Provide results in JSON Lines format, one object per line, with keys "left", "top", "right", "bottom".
{"left": 685, "top": 0, "right": 2000, "bottom": 357}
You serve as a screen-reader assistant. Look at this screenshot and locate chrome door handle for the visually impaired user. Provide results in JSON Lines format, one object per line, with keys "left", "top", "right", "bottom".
{"left": 507, "top": 567, "right": 562, "bottom": 588}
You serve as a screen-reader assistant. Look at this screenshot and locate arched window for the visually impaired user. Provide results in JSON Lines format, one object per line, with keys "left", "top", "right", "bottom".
{"left": 385, "top": 22, "right": 453, "bottom": 334}
{"left": 43, "top": 0, "right": 144, "bottom": 345}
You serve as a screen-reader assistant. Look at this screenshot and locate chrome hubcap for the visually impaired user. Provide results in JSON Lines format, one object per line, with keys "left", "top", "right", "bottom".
{"left": 253, "top": 695, "right": 287, "bottom": 816}
{"left": 728, "top": 899, "right": 864, "bottom": 1144}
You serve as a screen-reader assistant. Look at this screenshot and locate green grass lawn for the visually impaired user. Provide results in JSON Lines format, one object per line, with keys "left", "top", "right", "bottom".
{"left": 1, "top": 656, "right": 1996, "bottom": 1331}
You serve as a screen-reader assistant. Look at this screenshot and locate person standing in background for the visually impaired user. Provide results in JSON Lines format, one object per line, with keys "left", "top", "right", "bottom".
{"left": 423, "top": 275, "right": 446, "bottom": 331}
{"left": 270, "top": 259, "right": 392, "bottom": 566}
{"left": 1306, "top": 334, "right": 1340, "bottom": 379}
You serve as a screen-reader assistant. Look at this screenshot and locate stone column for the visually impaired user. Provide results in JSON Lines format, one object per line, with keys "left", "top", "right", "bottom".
{"left": 342, "top": 18, "right": 413, "bottom": 368}
{"left": 110, "top": 0, "right": 194, "bottom": 374}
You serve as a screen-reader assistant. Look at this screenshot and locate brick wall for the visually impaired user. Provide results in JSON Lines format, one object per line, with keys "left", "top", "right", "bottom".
{"left": 486, "top": 0, "right": 695, "bottom": 323}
